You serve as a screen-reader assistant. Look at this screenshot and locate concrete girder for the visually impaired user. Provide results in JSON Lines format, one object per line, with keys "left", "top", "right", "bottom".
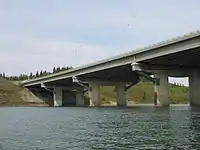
{"left": 131, "top": 62, "right": 194, "bottom": 77}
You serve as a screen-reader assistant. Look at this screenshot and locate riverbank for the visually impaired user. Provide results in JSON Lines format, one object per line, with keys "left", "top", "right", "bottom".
{"left": 0, "top": 79, "right": 48, "bottom": 106}
{"left": 0, "top": 79, "right": 189, "bottom": 106}
{"left": 100, "top": 81, "right": 189, "bottom": 104}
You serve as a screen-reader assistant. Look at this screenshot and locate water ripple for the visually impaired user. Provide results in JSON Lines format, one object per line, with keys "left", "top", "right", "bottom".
{"left": 0, "top": 106, "right": 200, "bottom": 149}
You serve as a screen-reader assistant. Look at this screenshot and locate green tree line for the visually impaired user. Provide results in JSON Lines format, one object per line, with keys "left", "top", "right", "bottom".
{"left": 0, "top": 66, "right": 73, "bottom": 81}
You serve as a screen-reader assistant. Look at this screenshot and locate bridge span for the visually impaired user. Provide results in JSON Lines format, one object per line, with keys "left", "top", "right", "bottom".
{"left": 22, "top": 30, "right": 200, "bottom": 107}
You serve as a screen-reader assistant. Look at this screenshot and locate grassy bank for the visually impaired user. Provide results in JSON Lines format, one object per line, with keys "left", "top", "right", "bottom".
{"left": 0, "top": 79, "right": 46, "bottom": 106}
{"left": 100, "top": 81, "right": 189, "bottom": 104}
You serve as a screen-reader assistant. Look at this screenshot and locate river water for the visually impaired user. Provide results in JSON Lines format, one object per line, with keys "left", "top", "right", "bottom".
{"left": 0, "top": 105, "right": 200, "bottom": 150}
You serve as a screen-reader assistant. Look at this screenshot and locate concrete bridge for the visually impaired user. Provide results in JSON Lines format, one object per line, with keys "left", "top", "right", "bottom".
{"left": 22, "top": 30, "right": 200, "bottom": 107}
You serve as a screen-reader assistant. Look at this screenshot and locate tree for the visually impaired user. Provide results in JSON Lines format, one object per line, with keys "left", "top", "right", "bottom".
{"left": 61, "top": 67, "right": 66, "bottom": 71}
{"left": 56, "top": 67, "right": 61, "bottom": 73}
{"left": 0, "top": 65, "right": 73, "bottom": 80}
{"left": 36, "top": 71, "right": 39, "bottom": 77}
{"left": 29, "top": 72, "right": 33, "bottom": 79}
{"left": 19, "top": 74, "right": 24, "bottom": 80}
{"left": 53, "top": 67, "right": 56, "bottom": 73}
{"left": 2, "top": 72, "right": 6, "bottom": 79}
{"left": 43, "top": 71, "right": 48, "bottom": 76}
{"left": 39, "top": 71, "right": 43, "bottom": 77}
{"left": 18, "top": 74, "right": 28, "bottom": 80}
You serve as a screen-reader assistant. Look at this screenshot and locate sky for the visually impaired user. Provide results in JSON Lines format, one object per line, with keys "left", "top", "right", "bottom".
{"left": 1, "top": 0, "right": 200, "bottom": 85}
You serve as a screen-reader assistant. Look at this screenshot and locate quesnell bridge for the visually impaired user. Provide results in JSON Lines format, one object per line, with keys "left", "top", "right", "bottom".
{"left": 22, "top": 30, "right": 200, "bottom": 107}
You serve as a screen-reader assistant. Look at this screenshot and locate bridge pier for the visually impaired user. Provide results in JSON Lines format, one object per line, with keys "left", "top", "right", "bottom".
{"left": 116, "top": 83, "right": 126, "bottom": 106}
{"left": 89, "top": 83, "right": 101, "bottom": 106}
{"left": 53, "top": 87, "right": 63, "bottom": 107}
{"left": 154, "top": 73, "right": 170, "bottom": 107}
{"left": 189, "top": 71, "right": 200, "bottom": 106}
{"left": 76, "top": 90, "right": 85, "bottom": 106}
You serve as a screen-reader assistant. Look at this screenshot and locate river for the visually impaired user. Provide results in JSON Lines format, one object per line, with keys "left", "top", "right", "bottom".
{"left": 0, "top": 105, "right": 200, "bottom": 150}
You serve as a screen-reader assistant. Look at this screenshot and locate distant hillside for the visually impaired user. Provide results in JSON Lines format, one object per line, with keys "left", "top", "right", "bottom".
{"left": 100, "top": 81, "right": 189, "bottom": 104}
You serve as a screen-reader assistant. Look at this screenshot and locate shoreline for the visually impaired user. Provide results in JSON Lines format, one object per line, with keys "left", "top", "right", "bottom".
{"left": 0, "top": 103, "right": 190, "bottom": 107}
{"left": 0, "top": 103, "right": 50, "bottom": 107}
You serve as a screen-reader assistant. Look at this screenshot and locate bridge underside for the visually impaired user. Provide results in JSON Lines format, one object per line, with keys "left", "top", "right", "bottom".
{"left": 138, "top": 47, "right": 200, "bottom": 77}
{"left": 141, "top": 47, "right": 200, "bottom": 69}
{"left": 29, "top": 65, "right": 140, "bottom": 88}
{"left": 26, "top": 65, "right": 142, "bottom": 107}
{"left": 79, "top": 65, "right": 140, "bottom": 83}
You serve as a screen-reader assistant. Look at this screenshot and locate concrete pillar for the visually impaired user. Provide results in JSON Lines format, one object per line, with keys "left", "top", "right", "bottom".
{"left": 116, "top": 83, "right": 126, "bottom": 106}
{"left": 89, "top": 83, "right": 101, "bottom": 106}
{"left": 53, "top": 87, "right": 63, "bottom": 107}
{"left": 154, "top": 73, "right": 170, "bottom": 106}
{"left": 76, "top": 90, "right": 84, "bottom": 106}
{"left": 189, "top": 71, "right": 200, "bottom": 106}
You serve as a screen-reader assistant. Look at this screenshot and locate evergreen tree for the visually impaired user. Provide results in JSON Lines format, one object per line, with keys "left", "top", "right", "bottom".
{"left": 19, "top": 74, "right": 23, "bottom": 80}
{"left": 29, "top": 72, "right": 33, "bottom": 79}
{"left": 56, "top": 67, "right": 61, "bottom": 73}
{"left": 25, "top": 74, "right": 28, "bottom": 80}
{"left": 2, "top": 72, "right": 6, "bottom": 79}
{"left": 61, "top": 67, "right": 66, "bottom": 71}
{"left": 39, "top": 71, "right": 43, "bottom": 77}
{"left": 12, "top": 76, "right": 18, "bottom": 81}
{"left": 67, "top": 66, "right": 73, "bottom": 70}
{"left": 53, "top": 67, "right": 56, "bottom": 73}
{"left": 36, "top": 71, "right": 39, "bottom": 77}
{"left": 0, "top": 66, "right": 73, "bottom": 80}
{"left": 43, "top": 71, "right": 48, "bottom": 76}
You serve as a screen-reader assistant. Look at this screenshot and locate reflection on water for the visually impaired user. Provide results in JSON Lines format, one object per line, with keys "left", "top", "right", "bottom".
{"left": 0, "top": 105, "right": 200, "bottom": 150}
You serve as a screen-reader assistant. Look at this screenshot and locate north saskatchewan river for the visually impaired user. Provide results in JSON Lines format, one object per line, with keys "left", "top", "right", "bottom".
{"left": 0, "top": 105, "right": 200, "bottom": 150}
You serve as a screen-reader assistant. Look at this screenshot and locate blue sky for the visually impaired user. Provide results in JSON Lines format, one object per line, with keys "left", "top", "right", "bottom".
{"left": 1, "top": 0, "right": 200, "bottom": 85}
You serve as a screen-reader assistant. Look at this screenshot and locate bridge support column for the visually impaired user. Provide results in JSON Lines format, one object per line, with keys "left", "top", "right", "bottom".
{"left": 116, "top": 83, "right": 126, "bottom": 107}
{"left": 154, "top": 73, "right": 170, "bottom": 107}
{"left": 89, "top": 83, "right": 101, "bottom": 106}
{"left": 76, "top": 90, "right": 84, "bottom": 106}
{"left": 189, "top": 71, "right": 200, "bottom": 106}
{"left": 53, "top": 87, "right": 63, "bottom": 107}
